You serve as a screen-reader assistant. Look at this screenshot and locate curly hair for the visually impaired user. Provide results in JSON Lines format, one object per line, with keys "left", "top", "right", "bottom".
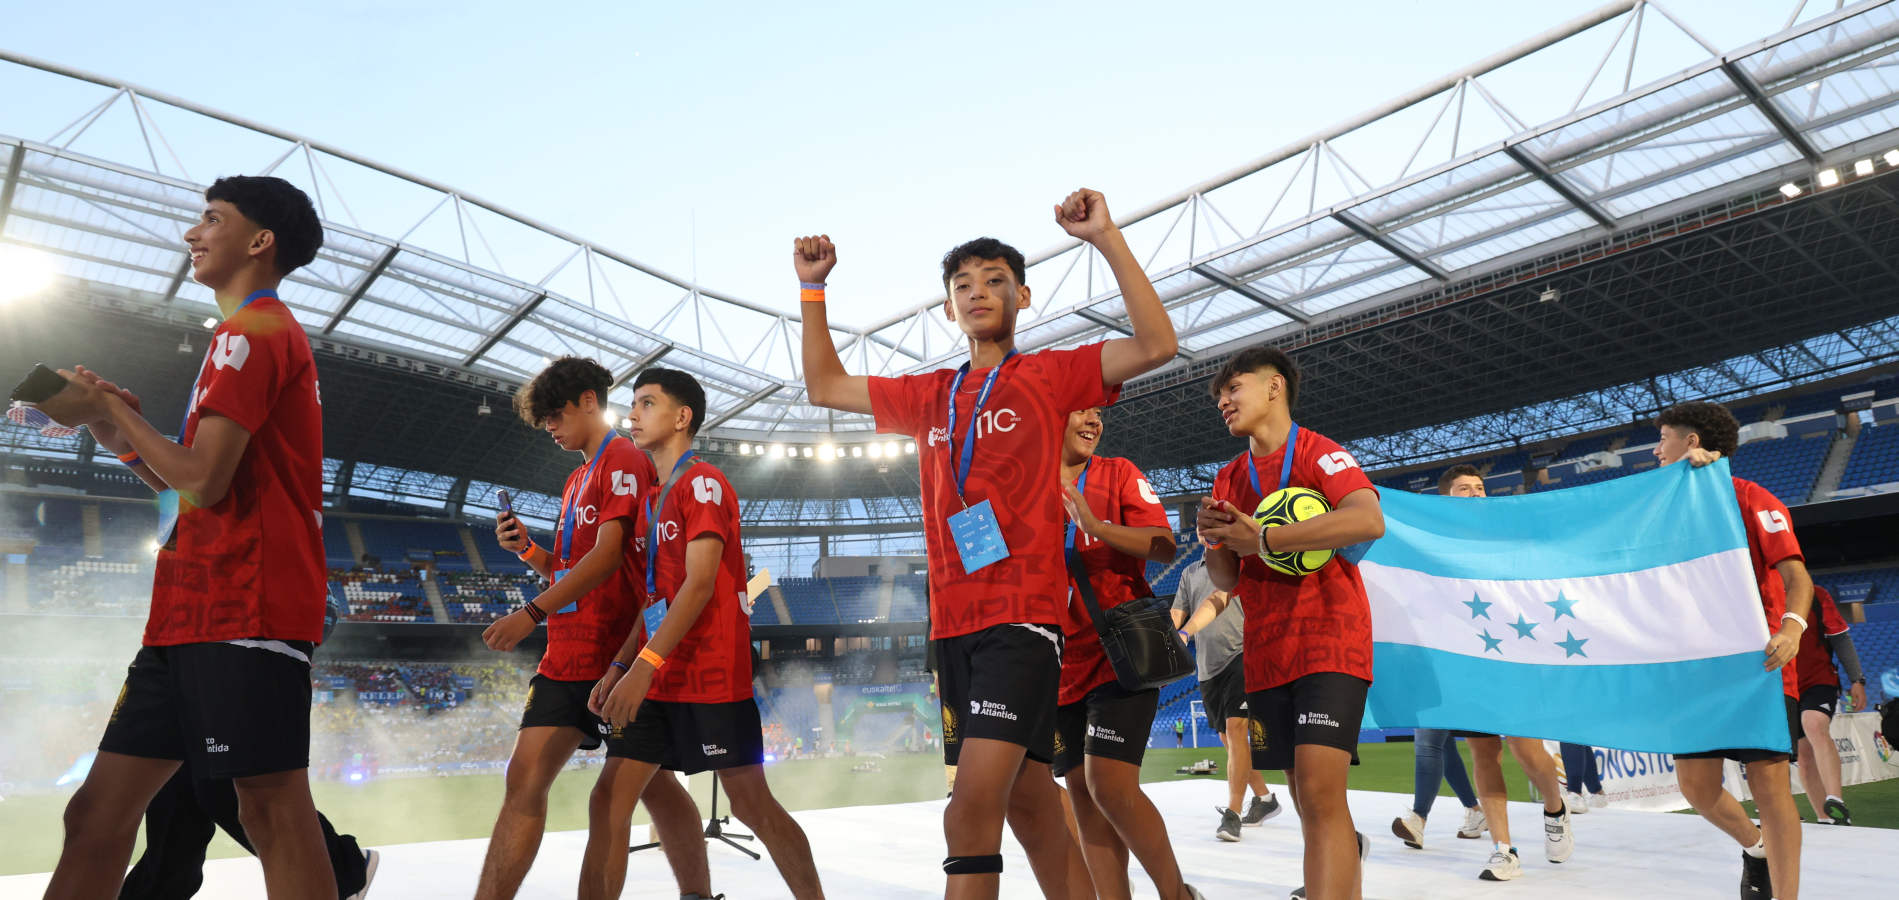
{"left": 941, "top": 237, "right": 1026, "bottom": 291}
{"left": 515, "top": 357, "right": 612, "bottom": 426}
{"left": 1656, "top": 401, "right": 1740, "bottom": 457}
{"left": 1438, "top": 464, "right": 1483, "bottom": 494}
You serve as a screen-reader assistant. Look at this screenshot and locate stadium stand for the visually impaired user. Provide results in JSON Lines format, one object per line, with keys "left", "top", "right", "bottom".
{"left": 1840, "top": 423, "right": 1899, "bottom": 490}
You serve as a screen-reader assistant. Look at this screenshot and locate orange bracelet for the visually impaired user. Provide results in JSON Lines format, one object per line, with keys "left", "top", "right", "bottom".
{"left": 517, "top": 543, "right": 546, "bottom": 566}
{"left": 799, "top": 283, "right": 825, "bottom": 304}
{"left": 638, "top": 646, "right": 667, "bottom": 670}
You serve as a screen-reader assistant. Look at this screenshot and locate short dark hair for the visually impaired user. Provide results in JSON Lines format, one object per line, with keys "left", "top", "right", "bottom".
{"left": 941, "top": 237, "right": 1026, "bottom": 290}
{"left": 204, "top": 176, "right": 323, "bottom": 275}
{"left": 633, "top": 367, "right": 707, "bottom": 437}
{"left": 1438, "top": 464, "right": 1483, "bottom": 494}
{"left": 1656, "top": 401, "right": 1739, "bottom": 458}
{"left": 515, "top": 356, "right": 612, "bottom": 426}
{"left": 1207, "top": 344, "right": 1300, "bottom": 410}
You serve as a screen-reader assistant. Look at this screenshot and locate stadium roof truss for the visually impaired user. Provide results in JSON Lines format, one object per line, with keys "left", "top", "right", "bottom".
{"left": 5, "top": 1, "right": 1899, "bottom": 445}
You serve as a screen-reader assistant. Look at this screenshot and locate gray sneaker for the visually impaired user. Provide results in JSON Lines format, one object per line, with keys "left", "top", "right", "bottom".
{"left": 1242, "top": 793, "right": 1282, "bottom": 826}
{"left": 1216, "top": 806, "right": 1243, "bottom": 842}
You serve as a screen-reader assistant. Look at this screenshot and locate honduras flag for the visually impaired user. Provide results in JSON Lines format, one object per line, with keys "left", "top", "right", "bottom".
{"left": 1360, "top": 459, "right": 1789, "bottom": 754}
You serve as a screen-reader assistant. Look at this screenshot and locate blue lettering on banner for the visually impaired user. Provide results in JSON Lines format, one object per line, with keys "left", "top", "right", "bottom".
{"left": 1599, "top": 748, "right": 1675, "bottom": 779}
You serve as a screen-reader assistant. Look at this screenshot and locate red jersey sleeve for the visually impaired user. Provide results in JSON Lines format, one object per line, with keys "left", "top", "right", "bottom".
{"left": 868, "top": 373, "right": 936, "bottom": 437}
{"left": 1115, "top": 459, "right": 1170, "bottom": 530}
{"left": 594, "top": 440, "right": 652, "bottom": 526}
{"left": 1815, "top": 586, "right": 1848, "bottom": 635}
{"left": 195, "top": 315, "right": 295, "bottom": 434}
{"left": 1742, "top": 483, "right": 1803, "bottom": 570}
{"left": 1307, "top": 436, "right": 1376, "bottom": 508}
{"left": 679, "top": 466, "right": 738, "bottom": 546}
{"left": 1034, "top": 342, "right": 1123, "bottom": 412}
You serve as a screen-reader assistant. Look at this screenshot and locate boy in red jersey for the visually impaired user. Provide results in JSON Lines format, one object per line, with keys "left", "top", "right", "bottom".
{"left": 1793, "top": 584, "right": 1865, "bottom": 825}
{"left": 1051, "top": 407, "right": 1205, "bottom": 899}
{"left": 477, "top": 357, "right": 709, "bottom": 900}
{"left": 593, "top": 367, "right": 825, "bottom": 899}
{"left": 34, "top": 176, "right": 335, "bottom": 900}
{"left": 1653, "top": 401, "right": 1810, "bottom": 900}
{"left": 1196, "top": 346, "right": 1386, "bottom": 900}
{"left": 793, "top": 187, "right": 1177, "bottom": 900}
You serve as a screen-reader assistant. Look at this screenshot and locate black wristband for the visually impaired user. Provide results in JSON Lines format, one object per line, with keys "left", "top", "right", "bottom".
{"left": 522, "top": 603, "right": 547, "bottom": 625}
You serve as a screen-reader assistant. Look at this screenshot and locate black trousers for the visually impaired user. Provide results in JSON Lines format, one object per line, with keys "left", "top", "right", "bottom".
{"left": 117, "top": 768, "right": 367, "bottom": 900}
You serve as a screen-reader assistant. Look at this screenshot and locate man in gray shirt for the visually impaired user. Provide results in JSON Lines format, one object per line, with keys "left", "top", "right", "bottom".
{"left": 1172, "top": 558, "right": 1282, "bottom": 842}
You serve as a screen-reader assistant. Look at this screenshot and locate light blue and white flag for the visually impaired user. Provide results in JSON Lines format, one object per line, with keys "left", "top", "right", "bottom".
{"left": 1361, "top": 459, "right": 1789, "bottom": 754}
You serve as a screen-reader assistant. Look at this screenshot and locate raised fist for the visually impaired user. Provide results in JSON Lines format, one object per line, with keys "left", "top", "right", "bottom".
{"left": 793, "top": 235, "right": 838, "bottom": 286}
{"left": 1054, "top": 188, "right": 1114, "bottom": 243}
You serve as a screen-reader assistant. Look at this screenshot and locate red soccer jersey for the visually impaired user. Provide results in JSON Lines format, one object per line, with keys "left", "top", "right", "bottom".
{"left": 1734, "top": 477, "right": 1803, "bottom": 698}
{"left": 1212, "top": 428, "right": 1378, "bottom": 692}
{"left": 642, "top": 458, "right": 753, "bottom": 704}
{"left": 1794, "top": 585, "right": 1850, "bottom": 692}
{"left": 146, "top": 295, "right": 325, "bottom": 646}
{"left": 1059, "top": 455, "right": 1170, "bottom": 705}
{"left": 538, "top": 435, "right": 653, "bottom": 681}
{"left": 868, "top": 343, "right": 1121, "bottom": 640}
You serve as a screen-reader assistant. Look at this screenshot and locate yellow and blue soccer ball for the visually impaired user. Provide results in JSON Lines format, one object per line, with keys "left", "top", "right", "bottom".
{"left": 1253, "top": 487, "right": 1334, "bottom": 576}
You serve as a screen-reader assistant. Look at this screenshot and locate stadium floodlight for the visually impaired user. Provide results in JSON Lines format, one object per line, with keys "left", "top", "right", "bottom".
{"left": 904, "top": 442, "right": 917, "bottom": 455}
{"left": 1855, "top": 158, "right": 1875, "bottom": 177}
{"left": 769, "top": 444, "right": 785, "bottom": 458}
{"left": 801, "top": 446, "right": 813, "bottom": 458}
{"left": 868, "top": 443, "right": 883, "bottom": 459}
{"left": 177, "top": 337, "right": 193, "bottom": 355}
{"left": 851, "top": 445, "right": 863, "bottom": 458}
{"left": 1538, "top": 287, "right": 1559, "bottom": 303}
{"left": 753, "top": 444, "right": 766, "bottom": 455}
{"left": 817, "top": 443, "right": 837, "bottom": 463}
{"left": 1779, "top": 183, "right": 1802, "bottom": 198}
{"left": 0, "top": 244, "right": 58, "bottom": 304}
{"left": 1818, "top": 168, "right": 1840, "bottom": 187}
{"left": 619, "top": 417, "right": 632, "bottom": 430}
{"left": 739, "top": 443, "right": 752, "bottom": 455}
{"left": 477, "top": 398, "right": 492, "bottom": 416}
{"left": 884, "top": 441, "right": 900, "bottom": 458}
{"left": 1886, "top": 149, "right": 1899, "bottom": 168}
{"left": 202, "top": 316, "right": 218, "bottom": 330}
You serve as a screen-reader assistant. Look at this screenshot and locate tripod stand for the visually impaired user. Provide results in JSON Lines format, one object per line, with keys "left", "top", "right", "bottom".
{"left": 630, "top": 772, "right": 759, "bottom": 860}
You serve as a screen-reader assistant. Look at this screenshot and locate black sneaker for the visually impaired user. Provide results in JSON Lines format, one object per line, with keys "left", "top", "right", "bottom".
{"left": 1823, "top": 797, "right": 1852, "bottom": 825}
{"left": 1288, "top": 889, "right": 1305, "bottom": 899}
{"left": 1243, "top": 793, "right": 1282, "bottom": 826}
{"left": 1739, "top": 851, "right": 1770, "bottom": 899}
{"left": 1216, "top": 806, "right": 1243, "bottom": 842}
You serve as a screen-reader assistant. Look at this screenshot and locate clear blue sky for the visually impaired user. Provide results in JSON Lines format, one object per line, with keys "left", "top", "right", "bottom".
{"left": 1, "top": 0, "right": 1819, "bottom": 324}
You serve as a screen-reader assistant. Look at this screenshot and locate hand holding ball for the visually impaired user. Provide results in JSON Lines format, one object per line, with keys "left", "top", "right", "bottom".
{"left": 1255, "top": 487, "right": 1334, "bottom": 576}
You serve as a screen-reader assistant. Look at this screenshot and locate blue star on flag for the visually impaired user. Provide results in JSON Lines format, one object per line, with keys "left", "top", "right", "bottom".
{"left": 1557, "top": 631, "right": 1589, "bottom": 658}
{"left": 1463, "top": 592, "right": 1493, "bottom": 620}
{"left": 1478, "top": 629, "right": 1504, "bottom": 654}
{"left": 1546, "top": 591, "right": 1580, "bottom": 621}
{"left": 1509, "top": 614, "right": 1538, "bottom": 640}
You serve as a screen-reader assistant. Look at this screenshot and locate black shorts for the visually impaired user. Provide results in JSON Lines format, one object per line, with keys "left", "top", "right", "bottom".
{"left": 99, "top": 642, "right": 313, "bottom": 780}
{"left": 606, "top": 698, "right": 765, "bottom": 774}
{"left": 1675, "top": 696, "right": 1802, "bottom": 764}
{"left": 1199, "top": 660, "right": 1247, "bottom": 724}
{"left": 521, "top": 674, "right": 609, "bottom": 751}
{"left": 1052, "top": 681, "right": 1159, "bottom": 777}
{"left": 1246, "top": 672, "right": 1368, "bottom": 771}
{"left": 1799, "top": 685, "right": 1839, "bottom": 719}
{"left": 935, "top": 623, "right": 1064, "bottom": 766}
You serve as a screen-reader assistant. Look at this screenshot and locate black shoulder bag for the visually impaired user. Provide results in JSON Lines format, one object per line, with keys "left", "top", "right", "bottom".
{"left": 1065, "top": 461, "right": 1194, "bottom": 691}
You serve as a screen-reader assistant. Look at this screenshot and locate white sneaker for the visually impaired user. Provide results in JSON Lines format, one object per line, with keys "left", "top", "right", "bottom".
{"left": 1564, "top": 791, "right": 1589, "bottom": 814}
{"left": 1457, "top": 805, "right": 1487, "bottom": 839}
{"left": 1543, "top": 804, "right": 1574, "bottom": 863}
{"left": 1391, "top": 808, "right": 1426, "bottom": 849}
{"left": 1478, "top": 846, "right": 1522, "bottom": 882}
{"left": 1587, "top": 791, "right": 1607, "bottom": 810}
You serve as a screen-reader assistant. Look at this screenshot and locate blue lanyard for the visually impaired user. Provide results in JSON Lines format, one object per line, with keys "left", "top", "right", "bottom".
{"left": 1063, "top": 459, "right": 1093, "bottom": 551}
{"left": 1244, "top": 422, "right": 1300, "bottom": 499}
{"left": 556, "top": 433, "right": 617, "bottom": 563}
{"left": 645, "top": 450, "right": 697, "bottom": 597}
{"left": 945, "top": 350, "right": 1018, "bottom": 499}
{"left": 177, "top": 290, "right": 272, "bottom": 439}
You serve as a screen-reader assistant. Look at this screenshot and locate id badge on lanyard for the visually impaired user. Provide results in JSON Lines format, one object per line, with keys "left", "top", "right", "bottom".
{"left": 643, "top": 452, "right": 697, "bottom": 636}
{"left": 551, "top": 433, "right": 615, "bottom": 615}
{"left": 944, "top": 352, "right": 1017, "bottom": 574}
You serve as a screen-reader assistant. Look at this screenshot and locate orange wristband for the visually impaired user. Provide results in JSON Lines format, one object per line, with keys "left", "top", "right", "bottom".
{"left": 638, "top": 647, "right": 666, "bottom": 670}
{"left": 799, "top": 283, "right": 825, "bottom": 304}
{"left": 518, "top": 543, "right": 546, "bottom": 565}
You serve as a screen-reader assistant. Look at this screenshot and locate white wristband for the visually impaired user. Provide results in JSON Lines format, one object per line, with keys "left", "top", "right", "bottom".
{"left": 1780, "top": 612, "right": 1807, "bottom": 630}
